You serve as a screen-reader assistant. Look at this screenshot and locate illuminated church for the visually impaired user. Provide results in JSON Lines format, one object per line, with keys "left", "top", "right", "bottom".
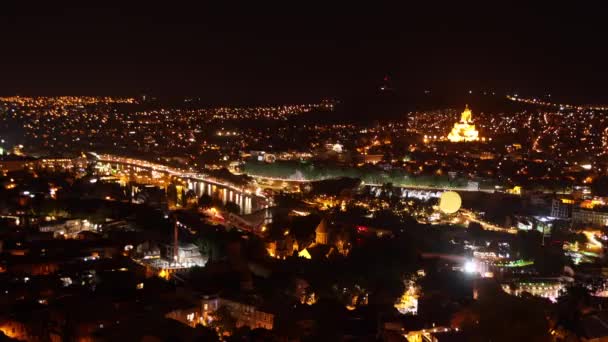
{"left": 266, "top": 217, "right": 351, "bottom": 260}
{"left": 447, "top": 105, "right": 480, "bottom": 142}
{"left": 295, "top": 218, "right": 351, "bottom": 259}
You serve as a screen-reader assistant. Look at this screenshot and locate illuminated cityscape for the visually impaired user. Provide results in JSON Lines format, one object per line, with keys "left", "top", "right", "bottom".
{"left": 1, "top": 4, "right": 608, "bottom": 342}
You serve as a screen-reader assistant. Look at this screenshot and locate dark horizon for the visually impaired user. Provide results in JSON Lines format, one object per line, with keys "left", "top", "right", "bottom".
{"left": 1, "top": 3, "right": 607, "bottom": 105}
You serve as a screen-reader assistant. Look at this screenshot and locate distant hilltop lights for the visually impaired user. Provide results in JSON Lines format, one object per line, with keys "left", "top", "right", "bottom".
{"left": 423, "top": 105, "right": 488, "bottom": 143}
{"left": 506, "top": 94, "right": 608, "bottom": 112}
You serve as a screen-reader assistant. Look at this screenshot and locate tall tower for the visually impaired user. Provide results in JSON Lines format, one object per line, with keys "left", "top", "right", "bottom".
{"left": 460, "top": 104, "right": 473, "bottom": 123}
{"left": 173, "top": 216, "right": 179, "bottom": 263}
{"left": 315, "top": 218, "right": 329, "bottom": 245}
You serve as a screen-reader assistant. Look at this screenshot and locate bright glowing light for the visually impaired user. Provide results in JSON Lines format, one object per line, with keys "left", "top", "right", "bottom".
{"left": 447, "top": 105, "right": 480, "bottom": 142}
{"left": 583, "top": 231, "right": 603, "bottom": 249}
{"left": 464, "top": 260, "right": 477, "bottom": 274}
{"left": 298, "top": 248, "right": 312, "bottom": 259}
{"left": 439, "top": 191, "right": 462, "bottom": 214}
{"left": 158, "top": 269, "right": 169, "bottom": 279}
{"left": 395, "top": 284, "right": 419, "bottom": 315}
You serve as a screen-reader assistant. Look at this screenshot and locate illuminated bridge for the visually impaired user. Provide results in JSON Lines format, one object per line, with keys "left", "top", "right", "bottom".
{"left": 92, "top": 153, "right": 269, "bottom": 214}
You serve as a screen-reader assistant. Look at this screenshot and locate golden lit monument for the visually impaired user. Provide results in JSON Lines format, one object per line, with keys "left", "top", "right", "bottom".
{"left": 447, "top": 105, "right": 479, "bottom": 142}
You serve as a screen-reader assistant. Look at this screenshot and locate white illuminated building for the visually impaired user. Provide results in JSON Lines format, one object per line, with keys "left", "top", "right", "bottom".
{"left": 502, "top": 280, "right": 564, "bottom": 303}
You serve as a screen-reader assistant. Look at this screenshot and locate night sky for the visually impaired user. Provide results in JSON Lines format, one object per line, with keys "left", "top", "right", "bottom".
{"left": 1, "top": 3, "right": 607, "bottom": 104}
